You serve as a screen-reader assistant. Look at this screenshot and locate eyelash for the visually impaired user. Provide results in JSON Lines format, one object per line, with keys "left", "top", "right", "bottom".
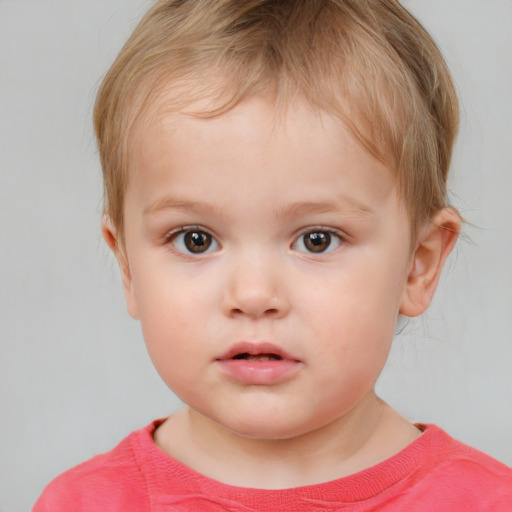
{"left": 292, "top": 227, "right": 344, "bottom": 254}
{"left": 165, "top": 226, "right": 219, "bottom": 255}
{"left": 164, "top": 226, "right": 344, "bottom": 256}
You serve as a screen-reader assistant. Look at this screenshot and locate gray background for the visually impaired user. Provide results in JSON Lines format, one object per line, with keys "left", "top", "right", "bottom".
{"left": 1, "top": 1, "right": 511, "bottom": 511}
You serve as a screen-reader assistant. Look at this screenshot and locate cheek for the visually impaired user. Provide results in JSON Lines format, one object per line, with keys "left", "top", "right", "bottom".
{"left": 139, "top": 304, "right": 207, "bottom": 399}
{"left": 132, "top": 251, "right": 215, "bottom": 318}
{"left": 130, "top": 267, "right": 200, "bottom": 353}
{"left": 302, "top": 264, "right": 404, "bottom": 330}
{"left": 132, "top": 264, "right": 225, "bottom": 379}
{"left": 297, "top": 256, "right": 405, "bottom": 367}
{"left": 138, "top": 291, "right": 206, "bottom": 350}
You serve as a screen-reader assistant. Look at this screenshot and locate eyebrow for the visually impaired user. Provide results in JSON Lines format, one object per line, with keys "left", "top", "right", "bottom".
{"left": 143, "top": 196, "right": 374, "bottom": 219}
{"left": 144, "top": 197, "right": 221, "bottom": 216}
{"left": 274, "top": 198, "right": 374, "bottom": 219}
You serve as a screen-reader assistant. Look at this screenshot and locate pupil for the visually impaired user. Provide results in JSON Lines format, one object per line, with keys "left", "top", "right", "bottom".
{"left": 184, "top": 231, "right": 211, "bottom": 253}
{"left": 305, "top": 232, "right": 330, "bottom": 253}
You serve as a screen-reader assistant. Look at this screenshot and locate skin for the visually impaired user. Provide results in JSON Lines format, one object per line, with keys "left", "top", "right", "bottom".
{"left": 103, "top": 95, "right": 460, "bottom": 488}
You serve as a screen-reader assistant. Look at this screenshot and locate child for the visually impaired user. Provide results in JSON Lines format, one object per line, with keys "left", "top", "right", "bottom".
{"left": 34, "top": 0, "right": 512, "bottom": 510}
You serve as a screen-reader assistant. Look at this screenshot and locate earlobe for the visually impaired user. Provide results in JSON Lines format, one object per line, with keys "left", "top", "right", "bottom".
{"left": 101, "top": 217, "right": 139, "bottom": 319}
{"left": 399, "top": 208, "right": 461, "bottom": 317}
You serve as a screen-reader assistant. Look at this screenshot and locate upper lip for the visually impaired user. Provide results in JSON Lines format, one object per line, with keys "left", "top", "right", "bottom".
{"left": 217, "top": 342, "right": 299, "bottom": 361}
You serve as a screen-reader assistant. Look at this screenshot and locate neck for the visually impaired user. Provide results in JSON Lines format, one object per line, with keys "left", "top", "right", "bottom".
{"left": 155, "top": 393, "right": 421, "bottom": 489}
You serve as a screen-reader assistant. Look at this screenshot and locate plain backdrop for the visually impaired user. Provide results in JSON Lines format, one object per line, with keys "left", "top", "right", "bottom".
{"left": 0, "top": 1, "right": 511, "bottom": 511}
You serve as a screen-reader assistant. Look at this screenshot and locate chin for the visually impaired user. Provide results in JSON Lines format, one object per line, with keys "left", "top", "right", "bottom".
{"left": 217, "top": 412, "right": 320, "bottom": 441}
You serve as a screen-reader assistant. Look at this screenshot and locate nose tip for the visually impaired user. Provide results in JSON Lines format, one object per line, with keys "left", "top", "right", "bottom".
{"left": 229, "top": 295, "right": 283, "bottom": 319}
{"left": 222, "top": 259, "right": 289, "bottom": 320}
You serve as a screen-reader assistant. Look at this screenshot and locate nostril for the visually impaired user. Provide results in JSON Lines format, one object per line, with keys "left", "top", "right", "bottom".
{"left": 223, "top": 286, "right": 289, "bottom": 319}
{"left": 230, "top": 307, "right": 280, "bottom": 318}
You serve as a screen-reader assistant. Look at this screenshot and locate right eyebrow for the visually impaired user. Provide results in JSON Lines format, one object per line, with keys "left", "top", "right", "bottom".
{"left": 143, "top": 197, "right": 224, "bottom": 217}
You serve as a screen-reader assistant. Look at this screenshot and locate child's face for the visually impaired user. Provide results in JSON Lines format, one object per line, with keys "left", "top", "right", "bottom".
{"left": 118, "top": 96, "right": 416, "bottom": 439}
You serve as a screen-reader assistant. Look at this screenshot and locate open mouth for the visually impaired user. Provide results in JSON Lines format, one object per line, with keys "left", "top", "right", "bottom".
{"left": 232, "top": 353, "right": 283, "bottom": 361}
{"left": 217, "top": 344, "right": 300, "bottom": 384}
{"left": 217, "top": 342, "right": 297, "bottom": 363}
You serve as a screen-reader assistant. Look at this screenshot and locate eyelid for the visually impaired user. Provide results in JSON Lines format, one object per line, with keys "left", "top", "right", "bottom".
{"left": 164, "top": 224, "right": 213, "bottom": 240}
{"left": 294, "top": 226, "right": 346, "bottom": 241}
{"left": 292, "top": 226, "right": 345, "bottom": 253}
{"left": 164, "top": 225, "right": 220, "bottom": 255}
{"left": 162, "top": 225, "right": 346, "bottom": 254}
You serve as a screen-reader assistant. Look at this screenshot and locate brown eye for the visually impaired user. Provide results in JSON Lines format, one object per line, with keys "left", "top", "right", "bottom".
{"left": 293, "top": 230, "right": 342, "bottom": 254}
{"left": 172, "top": 229, "right": 218, "bottom": 254}
{"left": 184, "top": 231, "right": 212, "bottom": 253}
{"left": 304, "top": 232, "right": 331, "bottom": 252}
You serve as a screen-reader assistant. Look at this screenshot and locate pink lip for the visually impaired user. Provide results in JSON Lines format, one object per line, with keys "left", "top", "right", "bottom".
{"left": 216, "top": 342, "right": 301, "bottom": 386}
{"left": 217, "top": 342, "right": 298, "bottom": 361}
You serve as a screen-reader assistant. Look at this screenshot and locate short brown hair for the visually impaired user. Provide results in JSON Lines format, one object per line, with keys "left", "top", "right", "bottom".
{"left": 94, "top": 0, "right": 459, "bottom": 243}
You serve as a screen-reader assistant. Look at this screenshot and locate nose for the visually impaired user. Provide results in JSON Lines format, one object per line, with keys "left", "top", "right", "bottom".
{"left": 221, "top": 252, "right": 290, "bottom": 320}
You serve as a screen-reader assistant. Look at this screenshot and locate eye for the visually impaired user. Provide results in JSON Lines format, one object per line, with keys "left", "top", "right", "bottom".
{"left": 171, "top": 229, "right": 219, "bottom": 255}
{"left": 293, "top": 230, "right": 342, "bottom": 254}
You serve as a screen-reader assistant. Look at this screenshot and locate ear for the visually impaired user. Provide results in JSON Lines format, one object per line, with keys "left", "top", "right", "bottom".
{"left": 399, "top": 208, "right": 461, "bottom": 317}
{"left": 101, "top": 217, "right": 139, "bottom": 319}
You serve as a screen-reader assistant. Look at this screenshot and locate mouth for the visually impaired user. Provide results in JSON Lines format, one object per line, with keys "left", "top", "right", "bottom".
{"left": 217, "top": 342, "right": 298, "bottom": 362}
{"left": 216, "top": 342, "right": 301, "bottom": 385}
{"left": 231, "top": 353, "right": 283, "bottom": 361}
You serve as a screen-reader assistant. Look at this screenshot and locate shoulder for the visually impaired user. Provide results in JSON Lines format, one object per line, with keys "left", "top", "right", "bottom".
{"left": 32, "top": 422, "right": 159, "bottom": 512}
{"left": 410, "top": 425, "right": 512, "bottom": 510}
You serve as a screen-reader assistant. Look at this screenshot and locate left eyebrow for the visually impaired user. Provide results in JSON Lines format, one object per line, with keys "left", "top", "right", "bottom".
{"left": 274, "top": 199, "right": 375, "bottom": 219}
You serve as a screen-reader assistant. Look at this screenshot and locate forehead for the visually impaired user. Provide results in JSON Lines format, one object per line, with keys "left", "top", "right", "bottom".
{"left": 131, "top": 69, "right": 393, "bottom": 162}
{"left": 128, "top": 95, "right": 399, "bottom": 215}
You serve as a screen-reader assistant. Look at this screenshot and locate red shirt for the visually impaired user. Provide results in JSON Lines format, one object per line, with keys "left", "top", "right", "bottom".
{"left": 34, "top": 421, "right": 512, "bottom": 511}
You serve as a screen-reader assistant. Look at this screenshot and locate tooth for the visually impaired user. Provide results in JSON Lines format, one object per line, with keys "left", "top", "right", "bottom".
{"left": 245, "top": 355, "right": 277, "bottom": 361}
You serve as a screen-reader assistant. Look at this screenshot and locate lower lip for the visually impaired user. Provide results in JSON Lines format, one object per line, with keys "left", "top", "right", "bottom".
{"left": 216, "top": 359, "right": 301, "bottom": 385}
